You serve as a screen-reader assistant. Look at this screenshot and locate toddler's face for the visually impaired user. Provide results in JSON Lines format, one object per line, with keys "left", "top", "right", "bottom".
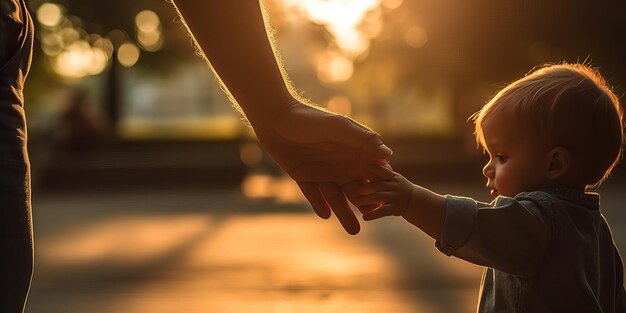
{"left": 480, "top": 112, "right": 549, "bottom": 198}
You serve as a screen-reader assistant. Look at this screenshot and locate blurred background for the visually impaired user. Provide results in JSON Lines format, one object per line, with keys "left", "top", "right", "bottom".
{"left": 23, "top": 0, "right": 626, "bottom": 312}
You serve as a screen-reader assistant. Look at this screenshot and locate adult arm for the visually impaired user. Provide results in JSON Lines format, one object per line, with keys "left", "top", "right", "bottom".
{"left": 170, "top": 0, "right": 391, "bottom": 234}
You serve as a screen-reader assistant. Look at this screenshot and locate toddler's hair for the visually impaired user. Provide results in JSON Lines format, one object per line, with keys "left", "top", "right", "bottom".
{"left": 473, "top": 63, "right": 624, "bottom": 189}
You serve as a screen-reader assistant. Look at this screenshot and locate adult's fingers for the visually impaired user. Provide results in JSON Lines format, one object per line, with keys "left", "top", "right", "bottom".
{"left": 363, "top": 133, "right": 393, "bottom": 159}
{"left": 318, "top": 182, "right": 360, "bottom": 235}
{"left": 352, "top": 192, "right": 392, "bottom": 207}
{"left": 366, "top": 165, "right": 396, "bottom": 180}
{"left": 363, "top": 204, "right": 393, "bottom": 221}
{"left": 297, "top": 182, "right": 331, "bottom": 219}
{"left": 343, "top": 180, "right": 392, "bottom": 198}
{"left": 356, "top": 204, "right": 379, "bottom": 214}
{"left": 341, "top": 180, "right": 365, "bottom": 199}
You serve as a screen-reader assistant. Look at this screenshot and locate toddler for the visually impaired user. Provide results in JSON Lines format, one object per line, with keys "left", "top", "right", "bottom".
{"left": 346, "top": 63, "right": 626, "bottom": 312}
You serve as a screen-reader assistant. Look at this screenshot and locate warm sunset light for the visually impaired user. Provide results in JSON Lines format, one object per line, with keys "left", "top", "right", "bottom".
{"left": 278, "top": 0, "right": 402, "bottom": 83}
{"left": 39, "top": 215, "right": 213, "bottom": 266}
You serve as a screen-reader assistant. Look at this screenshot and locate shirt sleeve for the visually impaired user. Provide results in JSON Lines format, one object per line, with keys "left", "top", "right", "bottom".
{"left": 435, "top": 194, "right": 552, "bottom": 277}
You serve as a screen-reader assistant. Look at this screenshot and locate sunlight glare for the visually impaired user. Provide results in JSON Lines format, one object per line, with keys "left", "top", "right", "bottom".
{"left": 382, "top": 0, "right": 404, "bottom": 10}
{"left": 293, "top": 0, "right": 382, "bottom": 57}
{"left": 278, "top": 0, "right": 403, "bottom": 84}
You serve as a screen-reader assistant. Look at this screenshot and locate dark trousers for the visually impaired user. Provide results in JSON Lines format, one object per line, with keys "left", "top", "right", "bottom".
{"left": 0, "top": 0, "right": 34, "bottom": 312}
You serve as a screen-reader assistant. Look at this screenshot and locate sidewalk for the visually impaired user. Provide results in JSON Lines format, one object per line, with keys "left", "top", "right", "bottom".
{"left": 25, "top": 180, "right": 626, "bottom": 313}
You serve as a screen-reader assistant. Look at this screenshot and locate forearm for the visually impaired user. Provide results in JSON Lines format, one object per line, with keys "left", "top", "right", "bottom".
{"left": 402, "top": 185, "right": 446, "bottom": 240}
{"left": 171, "top": 0, "right": 294, "bottom": 124}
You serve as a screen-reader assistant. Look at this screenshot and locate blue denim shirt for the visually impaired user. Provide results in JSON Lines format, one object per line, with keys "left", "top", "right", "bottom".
{"left": 436, "top": 189, "right": 626, "bottom": 312}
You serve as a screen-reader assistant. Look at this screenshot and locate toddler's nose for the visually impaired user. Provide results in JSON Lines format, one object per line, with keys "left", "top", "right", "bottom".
{"left": 482, "top": 162, "right": 494, "bottom": 179}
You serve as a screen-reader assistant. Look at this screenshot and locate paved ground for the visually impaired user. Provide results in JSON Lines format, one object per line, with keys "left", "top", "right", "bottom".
{"left": 24, "top": 178, "right": 626, "bottom": 313}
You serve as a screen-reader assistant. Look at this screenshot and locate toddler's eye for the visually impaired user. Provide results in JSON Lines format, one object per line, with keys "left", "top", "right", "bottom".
{"left": 495, "top": 154, "right": 508, "bottom": 163}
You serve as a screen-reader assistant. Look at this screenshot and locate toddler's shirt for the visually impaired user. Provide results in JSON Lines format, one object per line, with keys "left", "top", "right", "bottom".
{"left": 437, "top": 188, "right": 626, "bottom": 312}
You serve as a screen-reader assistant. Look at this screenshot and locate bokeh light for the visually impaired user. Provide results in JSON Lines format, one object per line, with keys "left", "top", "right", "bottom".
{"left": 36, "top": 3, "right": 63, "bottom": 28}
{"left": 53, "top": 41, "right": 109, "bottom": 78}
{"left": 118, "top": 42, "right": 141, "bottom": 67}
{"left": 405, "top": 26, "right": 428, "bottom": 49}
{"left": 93, "top": 37, "right": 115, "bottom": 59}
{"left": 107, "top": 29, "right": 130, "bottom": 49}
{"left": 239, "top": 142, "right": 264, "bottom": 167}
{"left": 135, "top": 10, "right": 163, "bottom": 52}
{"left": 135, "top": 10, "right": 160, "bottom": 33}
{"left": 34, "top": 3, "right": 165, "bottom": 78}
{"left": 326, "top": 95, "right": 352, "bottom": 116}
{"left": 241, "top": 174, "right": 304, "bottom": 202}
{"left": 316, "top": 53, "right": 354, "bottom": 83}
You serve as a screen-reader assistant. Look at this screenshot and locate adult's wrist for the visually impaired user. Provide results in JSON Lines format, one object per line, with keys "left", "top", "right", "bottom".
{"left": 243, "top": 92, "right": 299, "bottom": 129}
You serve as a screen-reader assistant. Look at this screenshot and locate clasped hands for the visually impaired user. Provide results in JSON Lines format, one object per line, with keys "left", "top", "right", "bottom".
{"left": 252, "top": 99, "right": 415, "bottom": 234}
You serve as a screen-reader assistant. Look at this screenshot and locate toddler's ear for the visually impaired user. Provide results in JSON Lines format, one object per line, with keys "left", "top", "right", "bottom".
{"left": 546, "top": 147, "right": 571, "bottom": 180}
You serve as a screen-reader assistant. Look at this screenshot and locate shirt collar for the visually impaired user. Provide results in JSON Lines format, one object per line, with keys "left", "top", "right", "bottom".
{"left": 540, "top": 187, "right": 600, "bottom": 210}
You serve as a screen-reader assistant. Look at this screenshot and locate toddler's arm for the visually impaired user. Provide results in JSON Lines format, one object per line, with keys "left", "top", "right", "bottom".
{"left": 344, "top": 166, "right": 446, "bottom": 240}
{"left": 345, "top": 166, "right": 552, "bottom": 278}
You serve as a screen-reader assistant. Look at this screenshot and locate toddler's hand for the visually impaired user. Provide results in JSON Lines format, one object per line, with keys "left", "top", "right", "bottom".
{"left": 343, "top": 166, "right": 417, "bottom": 221}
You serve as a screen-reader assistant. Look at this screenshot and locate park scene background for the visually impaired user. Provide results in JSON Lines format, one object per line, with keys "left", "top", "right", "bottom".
{"left": 21, "top": 0, "right": 626, "bottom": 312}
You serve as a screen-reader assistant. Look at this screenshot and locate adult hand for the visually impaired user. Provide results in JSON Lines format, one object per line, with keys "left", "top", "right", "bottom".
{"left": 344, "top": 166, "right": 414, "bottom": 220}
{"left": 170, "top": 0, "right": 392, "bottom": 234}
{"left": 253, "top": 100, "right": 392, "bottom": 235}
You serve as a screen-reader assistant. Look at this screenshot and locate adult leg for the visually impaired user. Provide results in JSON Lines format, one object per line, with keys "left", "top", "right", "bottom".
{"left": 0, "top": 0, "right": 34, "bottom": 312}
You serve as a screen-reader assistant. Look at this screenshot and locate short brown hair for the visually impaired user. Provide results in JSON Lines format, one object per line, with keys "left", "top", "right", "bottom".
{"left": 473, "top": 63, "right": 624, "bottom": 189}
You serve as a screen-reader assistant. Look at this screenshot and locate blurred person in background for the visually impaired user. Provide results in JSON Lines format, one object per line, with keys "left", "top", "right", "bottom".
{"left": 1, "top": 0, "right": 390, "bottom": 311}
{"left": 57, "top": 89, "right": 109, "bottom": 149}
